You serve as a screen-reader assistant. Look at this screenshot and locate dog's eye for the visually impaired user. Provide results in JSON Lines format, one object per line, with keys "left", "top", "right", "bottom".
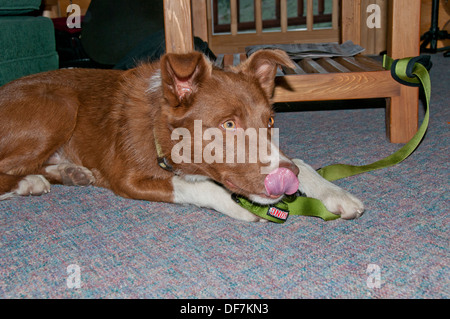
{"left": 222, "top": 120, "right": 236, "bottom": 130}
{"left": 268, "top": 117, "right": 274, "bottom": 128}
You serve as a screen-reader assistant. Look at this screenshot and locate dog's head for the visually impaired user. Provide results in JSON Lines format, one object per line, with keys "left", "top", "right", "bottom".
{"left": 158, "top": 50, "right": 299, "bottom": 204}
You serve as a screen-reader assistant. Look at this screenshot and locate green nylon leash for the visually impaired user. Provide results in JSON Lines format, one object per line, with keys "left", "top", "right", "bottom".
{"left": 317, "top": 55, "right": 431, "bottom": 182}
{"left": 235, "top": 55, "right": 432, "bottom": 223}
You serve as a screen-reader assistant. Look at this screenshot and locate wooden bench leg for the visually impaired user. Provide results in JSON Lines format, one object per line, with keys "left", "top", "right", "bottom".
{"left": 386, "top": 0, "right": 421, "bottom": 143}
{"left": 386, "top": 86, "right": 419, "bottom": 143}
{"left": 163, "top": 0, "right": 194, "bottom": 54}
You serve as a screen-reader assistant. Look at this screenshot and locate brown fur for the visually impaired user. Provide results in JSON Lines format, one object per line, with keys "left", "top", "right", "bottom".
{"left": 0, "top": 50, "right": 298, "bottom": 202}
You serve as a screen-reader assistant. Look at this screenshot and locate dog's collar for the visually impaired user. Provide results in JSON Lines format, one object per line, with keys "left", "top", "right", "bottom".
{"left": 153, "top": 128, "right": 174, "bottom": 172}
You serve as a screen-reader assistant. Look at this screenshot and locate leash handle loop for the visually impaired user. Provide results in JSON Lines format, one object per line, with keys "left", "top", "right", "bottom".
{"left": 317, "top": 55, "right": 431, "bottom": 182}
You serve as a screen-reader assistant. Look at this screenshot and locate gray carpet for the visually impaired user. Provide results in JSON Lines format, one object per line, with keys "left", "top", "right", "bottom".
{"left": 0, "top": 53, "right": 448, "bottom": 299}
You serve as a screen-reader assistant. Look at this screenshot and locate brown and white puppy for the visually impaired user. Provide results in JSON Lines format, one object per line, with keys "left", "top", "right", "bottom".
{"left": 0, "top": 50, "right": 364, "bottom": 221}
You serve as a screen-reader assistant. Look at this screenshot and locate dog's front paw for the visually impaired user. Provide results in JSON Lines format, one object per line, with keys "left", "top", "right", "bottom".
{"left": 60, "top": 165, "right": 96, "bottom": 186}
{"left": 15, "top": 175, "right": 51, "bottom": 196}
{"left": 321, "top": 188, "right": 365, "bottom": 220}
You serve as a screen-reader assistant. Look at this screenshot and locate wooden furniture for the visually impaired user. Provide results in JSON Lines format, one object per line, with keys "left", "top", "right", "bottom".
{"left": 42, "top": 0, "right": 91, "bottom": 18}
{"left": 163, "top": 0, "right": 421, "bottom": 143}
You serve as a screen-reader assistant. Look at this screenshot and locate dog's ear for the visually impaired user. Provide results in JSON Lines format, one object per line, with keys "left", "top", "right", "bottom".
{"left": 160, "top": 52, "right": 212, "bottom": 107}
{"left": 237, "top": 49, "right": 294, "bottom": 99}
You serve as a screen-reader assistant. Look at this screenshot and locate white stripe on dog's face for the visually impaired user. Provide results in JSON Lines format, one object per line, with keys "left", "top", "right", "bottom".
{"left": 260, "top": 140, "right": 289, "bottom": 175}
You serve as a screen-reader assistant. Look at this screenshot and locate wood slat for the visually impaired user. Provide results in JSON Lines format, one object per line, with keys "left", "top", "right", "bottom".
{"left": 307, "top": 0, "right": 314, "bottom": 31}
{"left": 276, "top": 66, "right": 284, "bottom": 77}
{"left": 299, "top": 58, "right": 329, "bottom": 74}
{"left": 332, "top": 0, "right": 339, "bottom": 30}
{"left": 282, "top": 66, "right": 296, "bottom": 75}
{"left": 214, "top": 54, "right": 224, "bottom": 68}
{"left": 280, "top": 0, "right": 288, "bottom": 33}
{"left": 239, "top": 53, "right": 246, "bottom": 64}
{"left": 360, "top": 0, "right": 375, "bottom": 54}
{"left": 334, "top": 57, "right": 372, "bottom": 72}
{"left": 255, "top": 0, "right": 262, "bottom": 35}
{"left": 341, "top": 0, "right": 361, "bottom": 45}
{"left": 355, "top": 55, "right": 385, "bottom": 71}
{"left": 223, "top": 54, "right": 234, "bottom": 68}
{"left": 233, "top": 53, "right": 241, "bottom": 66}
{"left": 359, "top": 0, "right": 388, "bottom": 55}
{"left": 209, "top": 29, "right": 340, "bottom": 54}
{"left": 216, "top": 54, "right": 382, "bottom": 74}
{"left": 316, "top": 58, "right": 351, "bottom": 73}
{"left": 205, "top": 0, "right": 213, "bottom": 43}
{"left": 282, "top": 61, "right": 307, "bottom": 75}
{"left": 273, "top": 71, "right": 401, "bottom": 103}
{"left": 230, "top": 0, "right": 238, "bottom": 35}
{"left": 192, "top": 0, "right": 208, "bottom": 42}
{"left": 220, "top": 53, "right": 247, "bottom": 67}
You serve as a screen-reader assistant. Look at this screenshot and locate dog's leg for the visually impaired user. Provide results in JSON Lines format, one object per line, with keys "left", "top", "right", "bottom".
{"left": 293, "top": 159, "right": 365, "bottom": 219}
{"left": 0, "top": 162, "right": 95, "bottom": 200}
{"left": 0, "top": 174, "right": 51, "bottom": 200}
{"left": 14, "top": 175, "right": 51, "bottom": 196}
{"left": 0, "top": 83, "right": 80, "bottom": 199}
{"left": 110, "top": 173, "right": 264, "bottom": 222}
{"left": 42, "top": 163, "right": 95, "bottom": 186}
{"left": 172, "top": 176, "right": 265, "bottom": 222}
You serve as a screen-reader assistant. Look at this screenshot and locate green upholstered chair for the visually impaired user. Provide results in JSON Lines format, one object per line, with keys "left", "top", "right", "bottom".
{"left": 0, "top": 0, "right": 58, "bottom": 86}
